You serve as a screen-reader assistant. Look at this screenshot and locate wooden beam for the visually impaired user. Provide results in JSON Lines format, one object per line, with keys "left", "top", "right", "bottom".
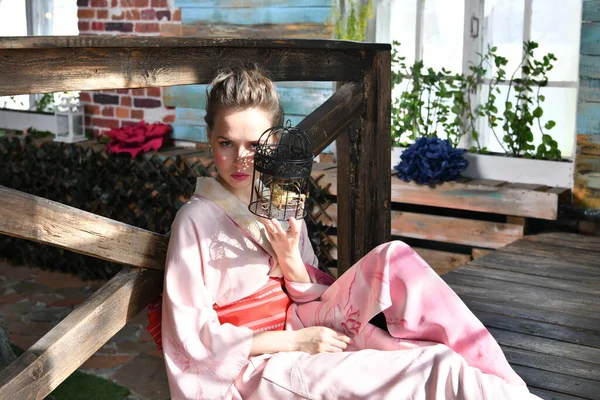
{"left": 0, "top": 267, "right": 163, "bottom": 400}
{"left": 0, "top": 37, "right": 391, "bottom": 96}
{"left": 336, "top": 50, "right": 391, "bottom": 274}
{"left": 297, "top": 82, "right": 365, "bottom": 156}
{"left": 0, "top": 186, "right": 168, "bottom": 269}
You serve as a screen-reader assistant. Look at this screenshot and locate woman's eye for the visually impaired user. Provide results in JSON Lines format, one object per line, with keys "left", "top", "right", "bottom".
{"left": 249, "top": 142, "right": 258, "bottom": 150}
{"left": 219, "top": 140, "right": 232, "bottom": 147}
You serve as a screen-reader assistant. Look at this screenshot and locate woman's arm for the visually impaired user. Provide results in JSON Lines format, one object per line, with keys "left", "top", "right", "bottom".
{"left": 251, "top": 327, "right": 352, "bottom": 356}
{"left": 264, "top": 218, "right": 311, "bottom": 283}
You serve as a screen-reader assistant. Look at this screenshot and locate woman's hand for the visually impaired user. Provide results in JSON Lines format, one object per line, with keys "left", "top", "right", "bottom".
{"left": 264, "top": 217, "right": 302, "bottom": 264}
{"left": 293, "top": 326, "right": 353, "bottom": 354}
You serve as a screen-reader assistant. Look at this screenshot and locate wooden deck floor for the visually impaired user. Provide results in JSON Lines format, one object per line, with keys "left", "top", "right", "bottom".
{"left": 442, "top": 232, "right": 600, "bottom": 400}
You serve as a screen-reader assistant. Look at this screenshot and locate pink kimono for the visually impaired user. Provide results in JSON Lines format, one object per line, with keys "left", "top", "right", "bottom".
{"left": 160, "top": 177, "right": 540, "bottom": 400}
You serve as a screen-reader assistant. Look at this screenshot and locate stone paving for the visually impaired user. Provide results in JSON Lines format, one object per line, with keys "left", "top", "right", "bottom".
{"left": 0, "top": 259, "right": 170, "bottom": 400}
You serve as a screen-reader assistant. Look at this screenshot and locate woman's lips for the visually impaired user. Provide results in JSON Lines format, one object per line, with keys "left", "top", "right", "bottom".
{"left": 231, "top": 173, "right": 249, "bottom": 181}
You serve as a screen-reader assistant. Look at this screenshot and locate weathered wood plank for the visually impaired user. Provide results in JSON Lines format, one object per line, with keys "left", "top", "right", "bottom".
{"left": 580, "top": 22, "right": 600, "bottom": 56}
{"left": 528, "top": 387, "right": 584, "bottom": 400}
{"left": 583, "top": 1, "right": 600, "bottom": 22}
{"left": 577, "top": 102, "right": 600, "bottom": 134}
{"left": 182, "top": 6, "right": 332, "bottom": 25}
{"left": 469, "top": 250, "right": 600, "bottom": 282}
{"left": 578, "top": 78, "right": 600, "bottom": 102}
{"left": 316, "top": 203, "right": 523, "bottom": 249}
{"left": 574, "top": 133, "right": 600, "bottom": 209}
{"left": 489, "top": 328, "right": 600, "bottom": 366}
{"left": 453, "top": 265, "right": 599, "bottom": 295}
{"left": 412, "top": 247, "right": 470, "bottom": 276}
{"left": 471, "top": 248, "right": 493, "bottom": 260}
{"left": 523, "top": 230, "right": 600, "bottom": 251}
{"left": 513, "top": 364, "right": 599, "bottom": 399}
{"left": 177, "top": 0, "right": 332, "bottom": 7}
{"left": 503, "top": 346, "right": 600, "bottom": 382}
{"left": 473, "top": 310, "right": 600, "bottom": 348}
{"left": 311, "top": 169, "right": 563, "bottom": 220}
{"left": 443, "top": 274, "right": 599, "bottom": 312}
{"left": 164, "top": 85, "right": 332, "bottom": 115}
{"left": 0, "top": 38, "right": 386, "bottom": 96}
{"left": 0, "top": 267, "right": 163, "bottom": 400}
{"left": 0, "top": 36, "right": 388, "bottom": 51}
{"left": 335, "top": 51, "right": 391, "bottom": 274}
{"left": 579, "top": 54, "right": 600, "bottom": 80}
{"left": 461, "top": 296, "right": 600, "bottom": 333}
{"left": 503, "top": 240, "right": 600, "bottom": 270}
{"left": 161, "top": 22, "right": 332, "bottom": 39}
{"left": 297, "top": 82, "right": 365, "bottom": 156}
{"left": 0, "top": 186, "right": 168, "bottom": 270}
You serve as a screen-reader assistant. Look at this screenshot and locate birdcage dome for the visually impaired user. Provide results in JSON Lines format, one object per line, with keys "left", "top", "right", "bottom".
{"left": 248, "top": 124, "right": 314, "bottom": 220}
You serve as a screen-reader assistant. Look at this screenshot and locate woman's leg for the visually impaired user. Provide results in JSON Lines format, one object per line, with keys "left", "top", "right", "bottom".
{"left": 295, "top": 241, "right": 524, "bottom": 386}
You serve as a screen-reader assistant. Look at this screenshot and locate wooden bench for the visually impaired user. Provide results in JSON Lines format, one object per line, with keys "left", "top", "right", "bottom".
{"left": 310, "top": 164, "right": 571, "bottom": 276}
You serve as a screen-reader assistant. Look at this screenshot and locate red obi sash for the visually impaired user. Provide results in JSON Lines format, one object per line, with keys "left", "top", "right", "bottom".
{"left": 146, "top": 277, "right": 292, "bottom": 351}
{"left": 213, "top": 277, "right": 292, "bottom": 331}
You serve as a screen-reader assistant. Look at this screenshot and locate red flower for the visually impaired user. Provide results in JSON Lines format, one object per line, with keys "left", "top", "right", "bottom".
{"left": 105, "top": 120, "right": 172, "bottom": 157}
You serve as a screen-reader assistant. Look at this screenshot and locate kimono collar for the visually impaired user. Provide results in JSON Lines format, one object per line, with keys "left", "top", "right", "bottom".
{"left": 194, "top": 177, "right": 278, "bottom": 261}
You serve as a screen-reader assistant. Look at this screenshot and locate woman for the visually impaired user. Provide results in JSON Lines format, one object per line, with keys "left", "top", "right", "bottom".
{"left": 156, "top": 64, "right": 540, "bottom": 399}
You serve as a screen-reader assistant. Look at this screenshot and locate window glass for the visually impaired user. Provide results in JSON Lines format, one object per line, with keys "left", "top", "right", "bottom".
{"left": 422, "top": 0, "right": 465, "bottom": 74}
{"left": 483, "top": 0, "right": 525, "bottom": 78}
{"left": 531, "top": 0, "right": 581, "bottom": 82}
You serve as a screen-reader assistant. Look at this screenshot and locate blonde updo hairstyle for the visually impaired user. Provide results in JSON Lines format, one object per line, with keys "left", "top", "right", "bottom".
{"left": 204, "top": 63, "right": 284, "bottom": 133}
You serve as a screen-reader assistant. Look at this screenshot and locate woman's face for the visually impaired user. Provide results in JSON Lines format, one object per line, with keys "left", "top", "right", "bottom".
{"left": 208, "top": 107, "right": 273, "bottom": 201}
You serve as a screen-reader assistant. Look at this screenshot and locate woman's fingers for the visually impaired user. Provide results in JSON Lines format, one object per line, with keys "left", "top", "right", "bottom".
{"left": 288, "top": 217, "right": 300, "bottom": 236}
{"left": 330, "top": 338, "right": 349, "bottom": 350}
{"left": 270, "top": 218, "right": 287, "bottom": 236}
{"left": 335, "top": 333, "right": 353, "bottom": 344}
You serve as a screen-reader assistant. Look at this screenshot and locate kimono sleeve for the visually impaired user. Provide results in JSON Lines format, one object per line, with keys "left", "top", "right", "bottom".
{"left": 161, "top": 203, "right": 253, "bottom": 400}
{"left": 284, "top": 220, "right": 335, "bottom": 304}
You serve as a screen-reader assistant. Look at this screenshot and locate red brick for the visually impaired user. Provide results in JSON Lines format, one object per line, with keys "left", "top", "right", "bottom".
{"left": 78, "top": 21, "right": 90, "bottom": 31}
{"left": 121, "top": 0, "right": 147, "bottom": 6}
{"left": 116, "top": 107, "right": 130, "bottom": 118}
{"left": 125, "top": 9, "right": 140, "bottom": 20}
{"left": 85, "top": 115, "right": 92, "bottom": 126}
{"left": 51, "top": 295, "right": 89, "bottom": 308}
{"left": 106, "top": 22, "right": 134, "bottom": 32}
{"left": 146, "top": 87, "right": 161, "bottom": 97}
{"left": 10, "top": 334, "right": 40, "bottom": 351}
{"left": 0, "top": 293, "right": 24, "bottom": 305}
{"left": 131, "top": 109, "right": 144, "bottom": 119}
{"left": 77, "top": 9, "right": 95, "bottom": 19}
{"left": 141, "top": 9, "right": 156, "bottom": 20}
{"left": 165, "top": 105, "right": 175, "bottom": 110}
{"left": 112, "top": 0, "right": 118, "bottom": 6}
{"left": 93, "top": 117, "right": 120, "bottom": 128}
{"left": 91, "top": 22, "right": 105, "bottom": 31}
{"left": 101, "top": 106, "right": 115, "bottom": 117}
{"left": 84, "top": 104, "right": 100, "bottom": 115}
{"left": 173, "top": 9, "right": 181, "bottom": 22}
{"left": 79, "top": 92, "right": 92, "bottom": 102}
{"left": 91, "top": 0, "right": 108, "bottom": 6}
{"left": 121, "top": 96, "right": 132, "bottom": 106}
{"left": 135, "top": 23, "right": 160, "bottom": 33}
{"left": 93, "top": 93, "right": 119, "bottom": 105}
{"left": 162, "top": 114, "right": 175, "bottom": 123}
{"left": 132, "top": 88, "right": 145, "bottom": 96}
{"left": 156, "top": 10, "right": 170, "bottom": 21}
{"left": 133, "top": 98, "right": 161, "bottom": 108}
{"left": 77, "top": 0, "right": 89, "bottom": 6}
{"left": 151, "top": 0, "right": 167, "bottom": 7}
{"left": 112, "top": 12, "right": 124, "bottom": 20}
{"left": 116, "top": 89, "right": 129, "bottom": 94}
{"left": 97, "top": 9, "right": 108, "bottom": 19}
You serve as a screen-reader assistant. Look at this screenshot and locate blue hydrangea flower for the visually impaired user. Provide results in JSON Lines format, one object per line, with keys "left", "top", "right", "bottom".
{"left": 394, "top": 137, "right": 468, "bottom": 184}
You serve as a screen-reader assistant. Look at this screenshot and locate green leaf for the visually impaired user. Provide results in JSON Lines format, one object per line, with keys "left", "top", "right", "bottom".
{"left": 544, "top": 120, "right": 556, "bottom": 130}
{"left": 533, "top": 107, "right": 543, "bottom": 118}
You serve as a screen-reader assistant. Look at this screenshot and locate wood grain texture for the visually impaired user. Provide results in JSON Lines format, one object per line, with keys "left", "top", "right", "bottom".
{"left": 0, "top": 267, "right": 163, "bottom": 400}
{"left": 0, "top": 38, "right": 383, "bottom": 95}
{"left": 315, "top": 203, "right": 523, "bottom": 249}
{"left": 176, "top": 0, "right": 332, "bottom": 7}
{"left": 574, "top": 134, "right": 600, "bottom": 209}
{"left": 336, "top": 51, "right": 392, "bottom": 274}
{"left": 161, "top": 23, "right": 332, "bottom": 39}
{"left": 0, "top": 186, "right": 168, "bottom": 270}
{"left": 580, "top": 22, "right": 600, "bottom": 56}
{"left": 181, "top": 6, "right": 332, "bottom": 25}
{"left": 312, "top": 169, "right": 564, "bottom": 220}
{"left": 297, "top": 81, "right": 365, "bottom": 156}
{"left": 583, "top": 1, "right": 600, "bottom": 22}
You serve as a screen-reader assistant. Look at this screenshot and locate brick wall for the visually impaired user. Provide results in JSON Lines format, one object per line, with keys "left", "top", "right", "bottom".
{"left": 77, "top": 0, "right": 181, "bottom": 138}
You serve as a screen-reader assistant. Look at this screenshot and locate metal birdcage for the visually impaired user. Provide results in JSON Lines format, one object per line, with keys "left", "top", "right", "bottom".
{"left": 248, "top": 124, "right": 313, "bottom": 221}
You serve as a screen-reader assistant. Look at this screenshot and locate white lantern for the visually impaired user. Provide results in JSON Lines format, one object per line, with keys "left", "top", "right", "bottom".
{"left": 54, "top": 95, "right": 87, "bottom": 143}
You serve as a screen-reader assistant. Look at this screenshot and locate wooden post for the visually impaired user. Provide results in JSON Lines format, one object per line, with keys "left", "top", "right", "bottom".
{"left": 336, "top": 49, "right": 391, "bottom": 274}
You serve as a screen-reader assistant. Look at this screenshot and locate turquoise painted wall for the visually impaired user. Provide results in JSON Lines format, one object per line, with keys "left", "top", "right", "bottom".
{"left": 169, "top": 0, "right": 334, "bottom": 151}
